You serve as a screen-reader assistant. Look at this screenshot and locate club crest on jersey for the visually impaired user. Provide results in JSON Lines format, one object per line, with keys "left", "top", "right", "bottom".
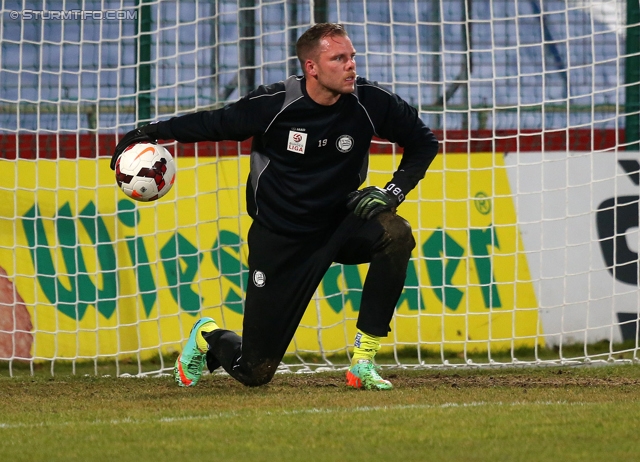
{"left": 336, "top": 135, "right": 354, "bottom": 153}
{"left": 253, "top": 270, "right": 266, "bottom": 287}
{"left": 287, "top": 130, "right": 308, "bottom": 154}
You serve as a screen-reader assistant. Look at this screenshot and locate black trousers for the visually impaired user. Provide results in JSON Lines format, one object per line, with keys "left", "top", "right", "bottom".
{"left": 203, "top": 210, "right": 415, "bottom": 386}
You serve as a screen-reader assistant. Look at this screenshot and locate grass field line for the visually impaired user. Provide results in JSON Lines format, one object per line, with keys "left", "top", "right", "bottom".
{"left": 0, "top": 400, "right": 592, "bottom": 430}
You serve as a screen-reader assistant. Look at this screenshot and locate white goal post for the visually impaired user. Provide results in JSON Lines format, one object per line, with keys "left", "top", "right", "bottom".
{"left": 0, "top": 0, "right": 639, "bottom": 376}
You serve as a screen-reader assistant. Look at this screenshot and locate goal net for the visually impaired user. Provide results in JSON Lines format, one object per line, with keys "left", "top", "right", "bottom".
{"left": 1, "top": 0, "right": 639, "bottom": 376}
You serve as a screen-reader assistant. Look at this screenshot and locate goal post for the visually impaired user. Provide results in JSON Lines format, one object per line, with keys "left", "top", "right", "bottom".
{"left": 0, "top": 0, "right": 639, "bottom": 376}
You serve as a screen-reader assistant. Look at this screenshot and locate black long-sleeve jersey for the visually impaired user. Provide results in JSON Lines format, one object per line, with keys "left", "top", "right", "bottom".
{"left": 152, "top": 76, "right": 439, "bottom": 235}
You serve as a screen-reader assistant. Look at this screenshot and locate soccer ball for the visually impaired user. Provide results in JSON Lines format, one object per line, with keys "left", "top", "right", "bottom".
{"left": 115, "top": 142, "right": 176, "bottom": 202}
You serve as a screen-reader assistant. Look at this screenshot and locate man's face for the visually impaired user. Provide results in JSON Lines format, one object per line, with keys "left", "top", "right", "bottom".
{"left": 308, "top": 34, "right": 357, "bottom": 96}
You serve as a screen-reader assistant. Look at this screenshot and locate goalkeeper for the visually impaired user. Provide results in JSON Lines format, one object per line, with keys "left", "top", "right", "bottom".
{"left": 111, "top": 23, "right": 439, "bottom": 390}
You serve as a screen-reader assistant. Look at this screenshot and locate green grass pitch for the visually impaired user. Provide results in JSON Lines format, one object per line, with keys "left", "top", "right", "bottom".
{"left": 2, "top": 365, "right": 640, "bottom": 461}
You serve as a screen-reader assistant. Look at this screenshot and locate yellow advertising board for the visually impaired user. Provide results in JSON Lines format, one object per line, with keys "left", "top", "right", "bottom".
{"left": 0, "top": 154, "right": 541, "bottom": 360}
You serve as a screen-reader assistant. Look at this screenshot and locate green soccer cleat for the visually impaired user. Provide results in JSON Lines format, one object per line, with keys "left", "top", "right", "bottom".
{"left": 346, "top": 359, "right": 393, "bottom": 390}
{"left": 174, "top": 317, "right": 216, "bottom": 387}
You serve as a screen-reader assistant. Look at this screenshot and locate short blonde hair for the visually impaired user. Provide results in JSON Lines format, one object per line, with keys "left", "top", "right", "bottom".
{"left": 295, "top": 23, "right": 348, "bottom": 70}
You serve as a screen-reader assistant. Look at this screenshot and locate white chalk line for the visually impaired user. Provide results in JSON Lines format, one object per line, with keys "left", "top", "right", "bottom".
{"left": 0, "top": 400, "right": 591, "bottom": 430}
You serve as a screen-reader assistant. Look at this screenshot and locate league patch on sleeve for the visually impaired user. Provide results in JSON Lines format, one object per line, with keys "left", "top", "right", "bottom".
{"left": 287, "top": 130, "right": 308, "bottom": 154}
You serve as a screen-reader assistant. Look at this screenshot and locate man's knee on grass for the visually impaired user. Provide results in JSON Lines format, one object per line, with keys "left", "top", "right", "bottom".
{"left": 239, "top": 358, "right": 280, "bottom": 387}
{"left": 203, "top": 329, "right": 278, "bottom": 386}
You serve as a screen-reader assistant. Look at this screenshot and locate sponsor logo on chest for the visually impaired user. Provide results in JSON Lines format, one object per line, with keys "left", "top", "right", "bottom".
{"left": 336, "top": 134, "right": 354, "bottom": 153}
{"left": 287, "top": 130, "right": 308, "bottom": 154}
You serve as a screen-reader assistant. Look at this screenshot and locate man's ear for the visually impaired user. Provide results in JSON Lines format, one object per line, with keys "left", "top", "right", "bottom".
{"left": 305, "top": 59, "right": 317, "bottom": 77}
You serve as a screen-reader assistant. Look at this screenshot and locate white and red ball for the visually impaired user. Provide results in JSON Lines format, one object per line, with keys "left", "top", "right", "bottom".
{"left": 115, "top": 142, "right": 176, "bottom": 202}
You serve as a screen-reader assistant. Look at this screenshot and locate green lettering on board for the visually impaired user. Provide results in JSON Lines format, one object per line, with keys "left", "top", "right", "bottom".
{"left": 77, "top": 201, "right": 117, "bottom": 318}
{"left": 210, "top": 230, "right": 248, "bottom": 314}
{"left": 160, "top": 233, "right": 202, "bottom": 313}
{"left": 422, "top": 228, "right": 464, "bottom": 311}
{"left": 21, "top": 202, "right": 117, "bottom": 320}
{"left": 118, "top": 200, "right": 157, "bottom": 316}
{"left": 469, "top": 226, "right": 502, "bottom": 308}
{"left": 322, "top": 264, "right": 363, "bottom": 314}
{"left": 397, "top": 259, "right": 425, "bottom": 311}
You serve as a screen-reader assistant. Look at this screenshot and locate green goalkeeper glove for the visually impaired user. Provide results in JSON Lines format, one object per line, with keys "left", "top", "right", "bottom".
{"left": 110, "top": 124, "right": 159, "bottom": 170}
{"left": 346, "top": 186, "right": 399, "bottom": 220}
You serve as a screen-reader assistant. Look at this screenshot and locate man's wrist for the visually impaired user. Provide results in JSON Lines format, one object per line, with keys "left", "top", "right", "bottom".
{"left": 384, "top": 183, "right": 405, "bottom": 204}
{"left": 140, "top": 120, "right": 175, "bottom": 141}
{"left": 139, "top": 123, "right": 159, "bottom": 139}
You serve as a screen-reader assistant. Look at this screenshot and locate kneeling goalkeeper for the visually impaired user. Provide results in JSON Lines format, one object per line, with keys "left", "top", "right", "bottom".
{"left": 111, "top": 23, "right": 439, "bottom": 390}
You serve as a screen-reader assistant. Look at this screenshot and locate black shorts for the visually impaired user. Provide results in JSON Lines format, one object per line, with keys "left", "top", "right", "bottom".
{"left": 239, "top": 210, "right": 413, "bottom": 365}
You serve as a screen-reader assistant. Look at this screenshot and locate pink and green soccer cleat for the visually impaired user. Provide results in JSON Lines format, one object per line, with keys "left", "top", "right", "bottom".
{"left": 346, "top": 359, "right": 393, "bottom": 390}
{"left": 174, "top": 317, "right": 216, "bottom": 387}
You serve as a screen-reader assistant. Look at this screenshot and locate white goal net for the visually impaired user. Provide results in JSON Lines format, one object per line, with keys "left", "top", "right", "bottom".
{"left": 0, "top": 0, "right": 639, "bottom": 376}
